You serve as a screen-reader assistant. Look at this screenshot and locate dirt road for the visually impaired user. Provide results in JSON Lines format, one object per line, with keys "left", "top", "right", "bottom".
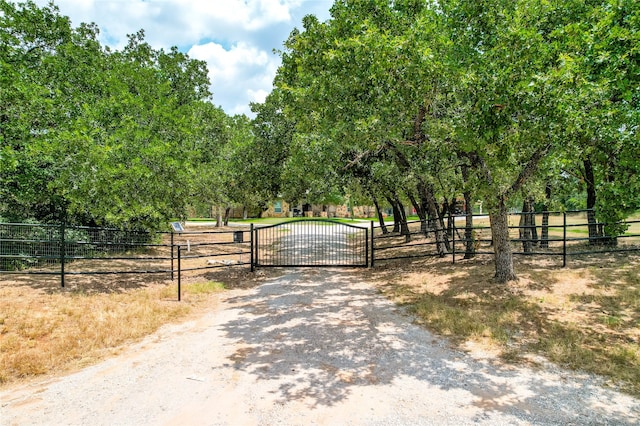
{"left": 2, "top": 268, "right": 639, "bottom": 425}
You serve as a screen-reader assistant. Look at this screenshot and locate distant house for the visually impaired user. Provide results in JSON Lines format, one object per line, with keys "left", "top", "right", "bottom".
{"left": 262, "top": 200, "right": 291, "bottom": 218}
{"left": 261, "top": 201, "right": 377, "bottom": 219}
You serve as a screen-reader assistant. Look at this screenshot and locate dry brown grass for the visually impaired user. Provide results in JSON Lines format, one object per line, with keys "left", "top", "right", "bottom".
{"left": 0, "top": 223, "right": 273, "bottom": 388}
{"left": 0, "top": 264, "right": 268, "bottom": 387}
{"left": 1, "top": 283, "right": 182, "bottom": 382}
{"left": 367, "top": 252, "right": 640, "bottom": 397}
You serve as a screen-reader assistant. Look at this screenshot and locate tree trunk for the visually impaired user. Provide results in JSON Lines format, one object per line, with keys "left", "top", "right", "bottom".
{"left": 215, "top": 206, "right": 223, "bottom": 227}
{"left": 531, "top": 211, "right": 538, "bottom": 245}
{"left": 490, "top": 198, "right": 517, "bottom": 283}
{"left": 372, "top": 194, "right": 388, "bottom": 234}
{"left": 460, "top": 164, "right": 475, "bottom": 259}
{"left": 223, "top": 206, "right": 231, "bottom": 226}
{"left": 406, "top": 191, "right": 428, "bottom": 235}
{"left": 442, "top": 197, "right": 451, "bottom": 236}
{"left": 447, "top": 198, "right": 458, "bottom": 239}
{"left": 420, "top": 185, "right": 447, "bottom": 257}
{"left": 540, "top": 184, "right": 551, "bottom": 249}
{"left": 387, "top": 196, "right": 401, "bottom": 233}
{"left": 584, "top": 157, "right": 601, "bottom": 245}
{"left": 384, "top": 140, "right": 442, "bottom": 251}
{"left": 519, "top": 197, "right": 533, "bottom": 253}
{"left": 540, "top": 211, "right": 549, "bottom": 249}
{"left": 439, "top": 201, "right": 450, "bottom": 252}
{"left": 463, "top": 189, "right": 475, "bottom": 259}
{"left": 392, "top": 193, "right": 411, "bottom": 240}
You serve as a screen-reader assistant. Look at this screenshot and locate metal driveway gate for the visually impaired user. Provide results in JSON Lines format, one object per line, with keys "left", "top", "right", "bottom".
{"left": 252, "top": 219, "right": 369, "bottom": 268}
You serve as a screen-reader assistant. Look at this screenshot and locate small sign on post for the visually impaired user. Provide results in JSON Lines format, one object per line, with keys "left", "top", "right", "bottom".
{"left": 233, "top": 231, "right": 244, "bottom": 243}
{"left": 171, "top": 222, "right": 185, "bottom": 233}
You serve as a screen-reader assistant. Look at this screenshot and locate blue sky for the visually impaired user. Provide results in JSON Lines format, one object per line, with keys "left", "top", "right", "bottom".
{"left": 35, "top": 0, "right": 334, "bottom": 116}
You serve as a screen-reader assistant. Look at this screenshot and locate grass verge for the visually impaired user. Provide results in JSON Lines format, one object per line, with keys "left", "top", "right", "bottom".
{"left": 372, "top": 254, "right": 640, "bottom": 397}
{"left": 0, "top": 279, "right": 224, "bottom": 386}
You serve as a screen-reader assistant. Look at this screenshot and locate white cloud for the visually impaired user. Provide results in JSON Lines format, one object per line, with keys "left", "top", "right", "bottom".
{"left": 35, "top": 0, "right": 333, "bottom": 116}
{"left": 49, "top": 0, "right": 302, "bottom": 48}
{"left": 188, "top": 41, "right": 279, "bottom": 116}
{"left": 186, "top": 0, "right": 299, "bottom": 31}
{"left": 248, "top": 88, "right": 270, "bottom": 104}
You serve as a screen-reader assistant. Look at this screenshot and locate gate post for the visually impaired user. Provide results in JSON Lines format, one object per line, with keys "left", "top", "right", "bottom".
{"left": 250, "top": 223, "right": 255, "bottom": 272}
{"left": 170, "top": 231, "right": 175, "bottom": 280}
{"left": 60, "top": 220, "right": 66, "bottom": 288}
{"left": 370, "top": 220, "right": 375, "bottom": 268}
{"left": 177, "top": 245, "right": 182, "bottom": 301}
{"left": 452, "top": 218, "right": 456, "bottom": 264}
{"left": 563, "top": 212, "right": 567, "bottom": 267}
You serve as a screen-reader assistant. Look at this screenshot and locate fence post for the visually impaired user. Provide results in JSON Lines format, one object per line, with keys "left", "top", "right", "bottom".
{"left": 250, "top": 224, "right": 254, "bottom": 272}
{"left": 563, "top": 212, "right": 567, "bottom": 267}
{"left": 60, "top": 220, "right": 65, "bottom": 288}
{"left": 170, "top": 231, "right": 175, "bottom": 280}
{"left": 364, "top": 221, "right": 370, "bottom": 267}
{"left": 370, "top": 221, "right": 375, "bottom": 268}
{"left": 452, "top": 217, "right": 456, "bottom": 264}
{"left": 255, "top": 227, "right": 259, "bottom": 269}
{"left": 177, "top": 245, "right": 182, "bottom": 301}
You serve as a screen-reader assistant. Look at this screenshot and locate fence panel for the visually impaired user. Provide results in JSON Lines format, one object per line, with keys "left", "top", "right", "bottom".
{"left": 372, "top": 210, "right": 640, "bottom": 266}
{"left": 171, "top": 228, "right": 252, "bottom": 274}
{"left": 0, "top": 222, "right": 62, "bottom": 272}
{"left": 1, "top": 222, "right": 252, "bottom": 288}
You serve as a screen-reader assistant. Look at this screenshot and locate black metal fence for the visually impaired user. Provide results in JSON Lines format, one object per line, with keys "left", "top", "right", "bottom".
{"left": 0, "top": 222, "right": 252, "bottom": 288}
{"left": 372, "top": 210, "right": 640, "bottom": 266}
{"left": 4, "top": 211, "right": 639, "bottom": 293}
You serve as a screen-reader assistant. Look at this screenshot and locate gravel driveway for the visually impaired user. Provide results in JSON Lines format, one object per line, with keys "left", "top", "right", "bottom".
{"left": 2, "top": 268, "right": 639, "bottom": 425}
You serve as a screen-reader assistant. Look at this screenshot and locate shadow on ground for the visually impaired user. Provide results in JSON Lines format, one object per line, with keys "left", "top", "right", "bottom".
{"left": 219, "top": 267, "right": 639, "bottom": 424}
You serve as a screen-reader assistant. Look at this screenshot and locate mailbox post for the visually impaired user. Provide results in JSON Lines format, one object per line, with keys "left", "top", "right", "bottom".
{"left": 170, "top": 222, "right": 185, "bottom": 280}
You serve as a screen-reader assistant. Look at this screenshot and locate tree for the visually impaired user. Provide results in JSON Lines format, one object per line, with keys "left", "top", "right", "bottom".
{"left": 50, "top": 31, "right": 214, "bottom": 230}
{"left": 441, "top": 0, "right": 574, "bottom": 282}
{"left": 274, "top": 0, "right": 455, "bottom": 252}
{"left": 1, "top": 1, "right": 227, "bottom": 231}
{"left": 562, "top": 0, "right": 640, "bottom": 242}
{"left": 0, "top": 0, "right": 76, "bottom": 221}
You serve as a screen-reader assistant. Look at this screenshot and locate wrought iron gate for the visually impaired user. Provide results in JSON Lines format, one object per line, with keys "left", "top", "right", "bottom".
{"left": 252, "top": 219, "right": 369, "bottom": 268}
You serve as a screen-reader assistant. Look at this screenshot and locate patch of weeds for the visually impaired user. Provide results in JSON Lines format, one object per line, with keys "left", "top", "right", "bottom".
{"left": 185, "top": 281, "right": 225, "bottom": 295}
{"left": 600, "top": 314, "right": 623, "bottom": 329}
{"left": 377, "top": 253, "right": 640, "bottom": 397}
{"left": 533, "top": 322, "right": 596, "bottom": 367}
{"left": 500, "top": 348, "right": 525, "bottom": 363}
{"left": 407, "top": 292, "right": 540, "bottom": 347}
{"left": 408, "top": 293, "right": 485, "bottom": 338}
{"left": 532, "top": 321, "right": 640, "bottom": 395}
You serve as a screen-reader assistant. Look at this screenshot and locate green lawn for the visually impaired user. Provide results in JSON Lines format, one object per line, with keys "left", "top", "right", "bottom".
{"left": 188, "top": 217, "right": 374, "bottom": 226}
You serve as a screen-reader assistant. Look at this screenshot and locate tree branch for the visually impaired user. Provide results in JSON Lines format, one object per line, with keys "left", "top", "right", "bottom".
{"left": 507, "top": 143, "right": 552, "bottom": 197}
{"left": 456, "top": 150, "right": 492, "bottom": 186}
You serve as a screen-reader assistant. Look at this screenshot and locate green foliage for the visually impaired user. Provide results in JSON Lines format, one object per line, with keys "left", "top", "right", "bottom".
{"left": 0, "top": 0, "right": 243, "bottom": 231}
{"left": 3, "top": 0, "right": 638, "bottom": 272}
{"left": 254, "top": 0, "right": 639, "bottom": 281}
